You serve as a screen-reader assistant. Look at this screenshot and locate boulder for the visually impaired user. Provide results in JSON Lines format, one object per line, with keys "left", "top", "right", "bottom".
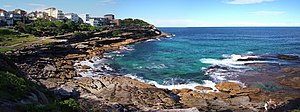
{"left": 43, "top": 64, "right": 57, "bottom": 72}
{"left": 230, "top": 96, "right": 250, "bottom": 106}
{"left": 215, "top": 82, "right": 241, "bottom": 92}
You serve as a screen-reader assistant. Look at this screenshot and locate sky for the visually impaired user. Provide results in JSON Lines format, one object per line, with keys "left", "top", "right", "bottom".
{"left": 1, "top": 0, "right": 300, "bottom": 27}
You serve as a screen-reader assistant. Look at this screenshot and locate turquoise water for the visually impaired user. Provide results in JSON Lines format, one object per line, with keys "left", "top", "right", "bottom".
{"left": 106, "top": 27, "right": 300, "bottom": 85}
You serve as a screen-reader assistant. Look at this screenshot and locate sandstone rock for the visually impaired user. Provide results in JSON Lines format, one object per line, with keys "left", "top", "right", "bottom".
{"left": 39, "top": 79, "right": 58, "bottom": 89}
{"left": 180, "top": 92, "right": 208, "bottom": 109}
{"left": 248, "top": 94, "right": 267, "bottom": 102}
{"left": 178, "top": 88, "right": 192, "bottom": 95}
{"left": 62, "top": 65, "right": 73, "bottom": 69}
{"left": 43, "top": 64, "right": 57, "bottom": 72}
{"left": 171, "top": 89, "right": 180, "bottom": 94}
{"left": 76, "top": 76, "right": 176, "bottom": 110}
{"left": 208, "top": 92, "right": 231, "bottom": 100}
{"left": 230, "top": 96, "right": 250, "bottom": 106}
{"left": 279, "top": 76, "right": 300, "bottom": 89}
{"left": 194, "top": 86, "right": 213, "bottom": 90}
{"left": 159, "top": 107, "right": 200, "bottom": 112}
{"left": 66, "top": 60, "right": 73, "bottom": 65}
{"left": 81, "top": 65, "right": 91, "bottom": 69}
{"left": 230, "top": 88, "right": 261, "bottom": 96}
{"left": 281, "top": 67, "right": 300, "bottom": 74}
{"left": 215, "top": 82, "right": 241, "bottom": 92}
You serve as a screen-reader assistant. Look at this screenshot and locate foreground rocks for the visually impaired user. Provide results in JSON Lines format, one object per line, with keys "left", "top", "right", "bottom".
{"left": 37, "top": 76, "right": 300, "bottom": 111}
{"left": 175, "top": 82, "right": 300, "bottom": 112}
{"left": 38, "top": 76, "right": 178, "bottom": 111}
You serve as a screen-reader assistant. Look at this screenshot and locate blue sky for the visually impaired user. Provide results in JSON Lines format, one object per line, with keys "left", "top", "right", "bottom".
{"left": 1, "top": 0, "right": 300, "bottom": 27}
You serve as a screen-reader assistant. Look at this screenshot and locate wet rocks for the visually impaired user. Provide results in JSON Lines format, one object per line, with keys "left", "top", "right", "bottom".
{"left": 194, "top": 86, "right": 213, "bottom": 91}
{"left": 278, "top": 76, "right": 300, "bottom": 89}
{"left": 277, "top": 54, "right": 299, "bottom": 60}
{"left": 281, "top": 67, "right": 300, "bottom": 74}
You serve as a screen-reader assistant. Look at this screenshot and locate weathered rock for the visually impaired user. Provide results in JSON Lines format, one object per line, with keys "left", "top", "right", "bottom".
{"left": 279, "top": 76, "right": 300, "bottom": 89}
{"left": 178, "top": 88, "right": 192, "bottom": 95}
{"left": 39, "top": 79, "right": 58, "bottom": 89}
{"left": 76, "top": 76, "right": 176, "bottom": 110}
{"left": 208, "top": 92, "right": 231, "bottom": 100}
{"left": 159, "top": 107, "right": 200, "bottom": 112}
{"left": 215, "top": 82, "right": 241, "bottom": 92}
{"left": 230, "top": 96, "right": 250, "bottom": 106}
{"left": 43, "top": 64, "right": 57, "bottom": 72}
{"left": 230, "top": 88, "right": 261, "bottom": 96}
{"left": 171, "top": 89, "right": 180, "bottom": 94}
{"left": 80, "top": 65, "right": 91, "bottom": 69}
{"left": 281, "top": 67, "right": 300, "bottom": 74}
{"left": 194, "top": 86, "right": 213, "bottom": 90}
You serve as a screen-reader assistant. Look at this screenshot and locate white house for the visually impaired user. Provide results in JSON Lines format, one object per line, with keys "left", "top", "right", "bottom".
{"left": 65, "top": 13, "right": 79, "bottom": 23}
{"left": 45, "top": 8, "right": 64, "bottom": 20}
{"left": 79, "top": 14, "right": 90, "bottom": 23}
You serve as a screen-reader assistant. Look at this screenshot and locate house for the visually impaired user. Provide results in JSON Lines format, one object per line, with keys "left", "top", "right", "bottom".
{"left": 79, "top": 14, "right": 90, "bottom": 23}
{"left": 27, "top": 11, "right": 52, "bottom": 20}
{"left": 2, "top": 9, "right": 26, "bottom": 26}
{"left": 104, "top": 14, "right": 114, "bottom": 21}
{"left": 0, "top": 9, "right": 7, "bottom": 26}
{"left": 88, "top": 17, "right": 103, "bottom": 27}
{"left": 113, "top": 19, "right": 121, "bottom": 26}
{"left": 45, "top": 7, "right": 65, "bottom": 20}
{"left": 64, "top": 13, "right": 79, "bottom": 23}
{"left": 14, "top": 9, "right": 27, "bottom": 16}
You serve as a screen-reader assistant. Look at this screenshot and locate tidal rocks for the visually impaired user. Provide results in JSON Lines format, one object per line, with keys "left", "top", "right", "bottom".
{"left": 194, "top": 86, "right": 213, "bottom": 91}
{"left": 281, "top": 67, "right": 300, "bottom": 74}
{"left": 215, "top": 82, "right": 241, "bottom": 92}
{"left": 278, "top": 76, "right": 300, "bottom": 89}
{"left": 277, "top": 54, "right": 299, "bottom": 60}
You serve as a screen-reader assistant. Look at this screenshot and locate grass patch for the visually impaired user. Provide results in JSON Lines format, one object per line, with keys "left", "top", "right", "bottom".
{"left": 0, "top": 28, "right": 37, "bottom": 53}
{"left": 0, "top": 47, "right": 13, "bottom": 53}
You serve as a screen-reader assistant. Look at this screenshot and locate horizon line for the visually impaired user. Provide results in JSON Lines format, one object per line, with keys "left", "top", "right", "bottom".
{"left": 157, "top": 26, "right": 300, "bottom": 28}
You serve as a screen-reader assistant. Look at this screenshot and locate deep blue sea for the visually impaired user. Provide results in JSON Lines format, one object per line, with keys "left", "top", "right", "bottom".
{"left": 76, "top": 27, "right": 300, "bottom": 90}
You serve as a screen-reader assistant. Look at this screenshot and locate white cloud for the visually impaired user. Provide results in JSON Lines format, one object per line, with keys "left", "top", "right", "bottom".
{"left": 225, "top": 0, "right": 274, "bottom": 4}
{"left": 249, "top": 11, "right": 285, "bottom": 16}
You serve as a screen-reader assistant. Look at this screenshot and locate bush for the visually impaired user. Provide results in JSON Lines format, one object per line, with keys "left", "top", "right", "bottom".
{"left": 58, "top": 98, "right": 80, "bottom": 111}
{"left": 23, "top": 98, "right": 80, "bottom": 112}
{"left": 112, "top": 30, "right": 121, "bottom": 36}
{"left": 0, "top": 71, "right": 30, "bottom": 100}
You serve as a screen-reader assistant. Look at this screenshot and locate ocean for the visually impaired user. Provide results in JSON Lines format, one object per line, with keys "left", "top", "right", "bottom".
{"left": 75, "top": 27, "right": 300, "bottom": 91}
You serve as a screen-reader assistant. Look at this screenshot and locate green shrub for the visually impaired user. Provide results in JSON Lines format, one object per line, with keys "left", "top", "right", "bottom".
{"left": 0, "top": 71, "right": 30, "bottom": 100}
{"left": 112, "top": 30, "right": 121, "bottom": 36}
{"left": 58, "top": 98, "right": 80, "bottom": 111}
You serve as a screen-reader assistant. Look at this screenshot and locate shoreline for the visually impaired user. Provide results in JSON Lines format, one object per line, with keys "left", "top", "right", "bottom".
{"left": 4, "top": 27, "right": 300, "bottom": 111}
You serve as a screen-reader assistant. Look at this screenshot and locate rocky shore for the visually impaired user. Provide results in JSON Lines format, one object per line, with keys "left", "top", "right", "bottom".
{"left": 3, "top": 25, "right": 300, "bottom": 111}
